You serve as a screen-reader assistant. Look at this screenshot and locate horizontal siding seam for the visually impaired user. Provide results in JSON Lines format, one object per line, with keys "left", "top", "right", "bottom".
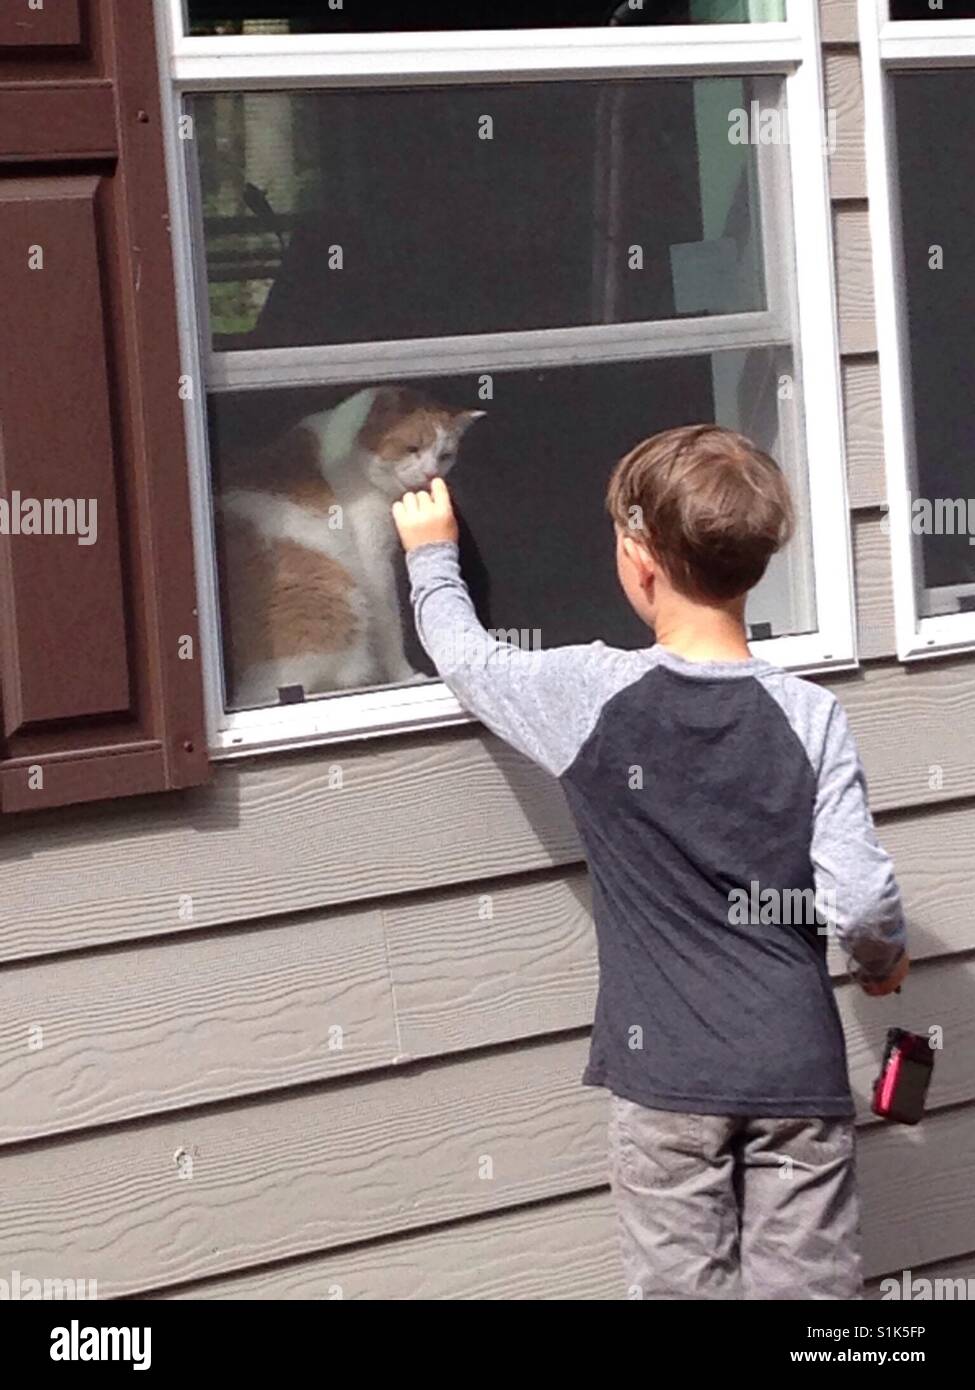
{"left": 3, "top": 777, "right": 975, "bottom": 974}
{"left": 0, "top": 1024, "right": 596, "bottom": 1158}
{"left": 0, "top": 860, "right": 589, "bottom": 972}
{"left": 134, "top": 1181, "right": 613, "bottom": 1302}
{"left": 2, "top": 984, "right": 971, "bottom": 1163}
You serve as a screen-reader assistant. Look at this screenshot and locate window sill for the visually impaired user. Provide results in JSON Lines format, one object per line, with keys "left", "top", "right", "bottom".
{"left": 212, "top": 681, "right": 472, "bottom": 759}
{"left": 209, "top": 636, "right": 861, "bottom": 761}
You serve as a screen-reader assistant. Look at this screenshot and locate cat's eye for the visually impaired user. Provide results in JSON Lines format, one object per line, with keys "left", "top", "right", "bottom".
{"left": 407, "top": 446, "right": 421, "bottom": 456}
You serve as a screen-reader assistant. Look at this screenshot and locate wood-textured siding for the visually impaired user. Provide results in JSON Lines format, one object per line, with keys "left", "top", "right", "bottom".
{"left": 2, "top": 0, "right": 973, "bottom": 1299}
{"left": 4, "top": 1040, "right": 975, "bottom": 1299}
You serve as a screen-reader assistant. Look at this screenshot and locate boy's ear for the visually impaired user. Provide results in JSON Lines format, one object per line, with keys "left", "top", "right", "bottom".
{"left": 621, "top": 532, "right": 656, "bottom": 588}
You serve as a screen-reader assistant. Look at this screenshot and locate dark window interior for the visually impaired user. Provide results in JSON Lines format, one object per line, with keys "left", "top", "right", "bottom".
{"left": 192, "top": 78, "right": 764, "bottom": 348}
{"left": 891, "top": 70, "right": 975, "bottom": 595}
{"left": 889, "top": 2, "right": 975, "bottom": 18}
{"left": 186, "top": 0, "right": 770, "bottom": 36}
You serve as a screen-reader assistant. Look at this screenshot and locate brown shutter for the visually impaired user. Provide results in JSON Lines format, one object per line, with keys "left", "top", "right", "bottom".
{"left": 0, "top": 0, "right": 210, "bottom": 811}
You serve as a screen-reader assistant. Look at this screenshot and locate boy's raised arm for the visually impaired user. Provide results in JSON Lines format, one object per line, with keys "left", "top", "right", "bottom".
{"left": 393, "top": 481, "right": 611, "bottom": 777}
{"left": 404, "top": 537, "right": 609, "bottom": 778}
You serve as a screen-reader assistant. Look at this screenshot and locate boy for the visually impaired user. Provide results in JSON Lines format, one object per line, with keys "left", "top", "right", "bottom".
{"left": 392, "top": 424, "right": 909, "bottom": 1301}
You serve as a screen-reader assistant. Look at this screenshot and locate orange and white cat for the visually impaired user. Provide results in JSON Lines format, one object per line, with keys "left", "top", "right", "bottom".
{"left": 217, "top": 386, "right": 484, "bottom": 708}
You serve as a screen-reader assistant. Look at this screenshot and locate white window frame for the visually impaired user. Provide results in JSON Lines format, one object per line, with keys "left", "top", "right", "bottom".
{"left": 860, "top": 0, "right": 975, "bottom": 660}
{"left": 154, "top": 0, "right": 856, "bottom": 758}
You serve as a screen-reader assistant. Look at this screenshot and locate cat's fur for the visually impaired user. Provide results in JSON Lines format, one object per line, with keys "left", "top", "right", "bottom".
{"left": 217, "top": 386, "right": 484, "bottom": 707}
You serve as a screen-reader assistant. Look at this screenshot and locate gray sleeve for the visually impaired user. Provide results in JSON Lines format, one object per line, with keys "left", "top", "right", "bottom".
{"left": 811, "top": 697, "right": 907, "bottom": 982}
{"left": 405, "top": 540, "right": 635, "bottom": 777}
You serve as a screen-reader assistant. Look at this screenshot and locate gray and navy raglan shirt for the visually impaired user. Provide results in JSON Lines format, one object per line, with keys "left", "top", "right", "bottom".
{"left": 406, "top": 541, "right": 908, "bottom": 1120}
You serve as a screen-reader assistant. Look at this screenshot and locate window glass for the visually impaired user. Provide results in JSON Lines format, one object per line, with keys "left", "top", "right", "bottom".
{"left": 207, "top": 348, "right": 813, "bottom": 712}
{"left": 186, "top": 1, "right": 787, "bottom": 38}
{"left": 890, "top": 70, "right": 975, "bottom": 616}
{"left": 191, "top": 77, "right": 769, "bottom": 349}
{"left": 889, "top": 2, "right": 975, "bottom": 18}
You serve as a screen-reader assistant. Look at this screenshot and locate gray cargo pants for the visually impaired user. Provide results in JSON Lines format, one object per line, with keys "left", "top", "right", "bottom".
{"left": 609, "top": 1096, "right": 864, "bottom": 1300}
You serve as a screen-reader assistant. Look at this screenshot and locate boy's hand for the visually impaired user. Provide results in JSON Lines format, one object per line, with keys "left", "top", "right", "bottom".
{"left": 860, "top": 952, "right": 910, "bottom": 997}
{"left": 392, "top": 476, "right": 459, "bottom": 552}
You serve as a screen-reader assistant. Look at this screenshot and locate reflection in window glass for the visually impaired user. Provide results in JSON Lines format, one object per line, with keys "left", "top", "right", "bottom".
{"left": 890, "top": 70, "right": 975, "bottom": 616}
{"left": 208, "top": 349, "right": 813, "bottom": 712}
{"left": 889, "top": 2, "right": 975, "bottom": 17}
{"left": 186, "top": 1, "right": 787, "bottom": 38}
{"left": 191, "top": 78, "right": 770, "bottom": 347}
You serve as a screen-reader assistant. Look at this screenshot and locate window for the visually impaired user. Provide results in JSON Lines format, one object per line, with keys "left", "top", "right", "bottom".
{"left": 185, "top": 1, "right": 788, "bottom": 38}
{"left": 157, "top": 0, "right": 854, "bottom": 754}
{"left": 860, "top": 0, "right": 975, "bottom": 658}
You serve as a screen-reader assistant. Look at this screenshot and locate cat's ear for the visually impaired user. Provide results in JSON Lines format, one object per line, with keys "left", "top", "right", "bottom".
{"left": 456, "top": 408, "right": 487, "bottom": 432}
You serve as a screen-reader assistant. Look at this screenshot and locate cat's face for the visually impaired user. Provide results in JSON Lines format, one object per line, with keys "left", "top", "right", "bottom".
{"left": 358, "top": 388, "right": 486, "bottom": 498}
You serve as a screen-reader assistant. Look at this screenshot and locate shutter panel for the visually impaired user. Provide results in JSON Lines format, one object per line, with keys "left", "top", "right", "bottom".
{"left": 0, "top": 0, "right": 209, "bottom": 812}
{"left": 0, "top": 1, "right": 82, "bottom": 48}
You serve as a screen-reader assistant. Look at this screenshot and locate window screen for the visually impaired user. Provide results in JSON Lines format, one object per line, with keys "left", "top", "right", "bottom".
{"left": 187, "top": 71, "right": 815, "bottom": 716}
{"left": 207, "top": 347, "right": 812, "bottom": 712}
{"left": 890, "top": 69, "right": 975, "bottom": 617}
{"left": 193, "top": 81, "right": 767, "bottom": 348}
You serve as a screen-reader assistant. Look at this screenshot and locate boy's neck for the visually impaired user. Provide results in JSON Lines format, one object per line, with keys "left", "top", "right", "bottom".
{"left": 652, "top": 599, "right": 753, "bottom": 664}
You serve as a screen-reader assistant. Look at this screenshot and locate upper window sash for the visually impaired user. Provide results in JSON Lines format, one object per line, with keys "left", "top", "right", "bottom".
{"left": 875, "top": 0, "right": 975, "bottom": 61}
{"left": 165, "top": 0, "right": 804, "bottom": 85}
{"left": 194, "top": 68, "right": 796, "bottom": 385}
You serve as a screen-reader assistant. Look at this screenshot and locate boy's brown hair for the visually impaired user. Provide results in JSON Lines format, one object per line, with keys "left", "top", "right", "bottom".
{"left": 606, "top": 424, "right": 795, "bottom": 603}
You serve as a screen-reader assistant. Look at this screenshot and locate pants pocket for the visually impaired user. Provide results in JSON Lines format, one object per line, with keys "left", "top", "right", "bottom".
{"left": 612, "top": 1097, "right": 705, "bottom": 1191}
{"left": 775, "top": 1116, "right": 855, "bottom": 1169}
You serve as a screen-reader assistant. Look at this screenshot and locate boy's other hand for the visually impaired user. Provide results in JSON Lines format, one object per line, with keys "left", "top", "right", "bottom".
{"left": 392, "top": 476, "right": 459, "bottom": 552}
{"left": 860, "top": 952, "right": 910, "bottom": 997}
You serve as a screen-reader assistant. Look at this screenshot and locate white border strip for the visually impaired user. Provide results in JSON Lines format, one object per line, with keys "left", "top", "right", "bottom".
{"left": 776, "top": 2, "right": 857, "bottom": 667}
{"left": 216, "top": 681, "right": 470, "bottom": 757}
{"left": 170, "top": 15, "right": 803, "bottom": 86}
{"left": 173, "top": 25, "right": 798, "bottom": 58}
{"left": 880, "top": 18, "right": 975, "bottom": 66}
{"left": 880, "top": 36, "right": 975, "bottom": 66}
{"left": 155, "top": 0, "right": 232, "bottom": 742}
